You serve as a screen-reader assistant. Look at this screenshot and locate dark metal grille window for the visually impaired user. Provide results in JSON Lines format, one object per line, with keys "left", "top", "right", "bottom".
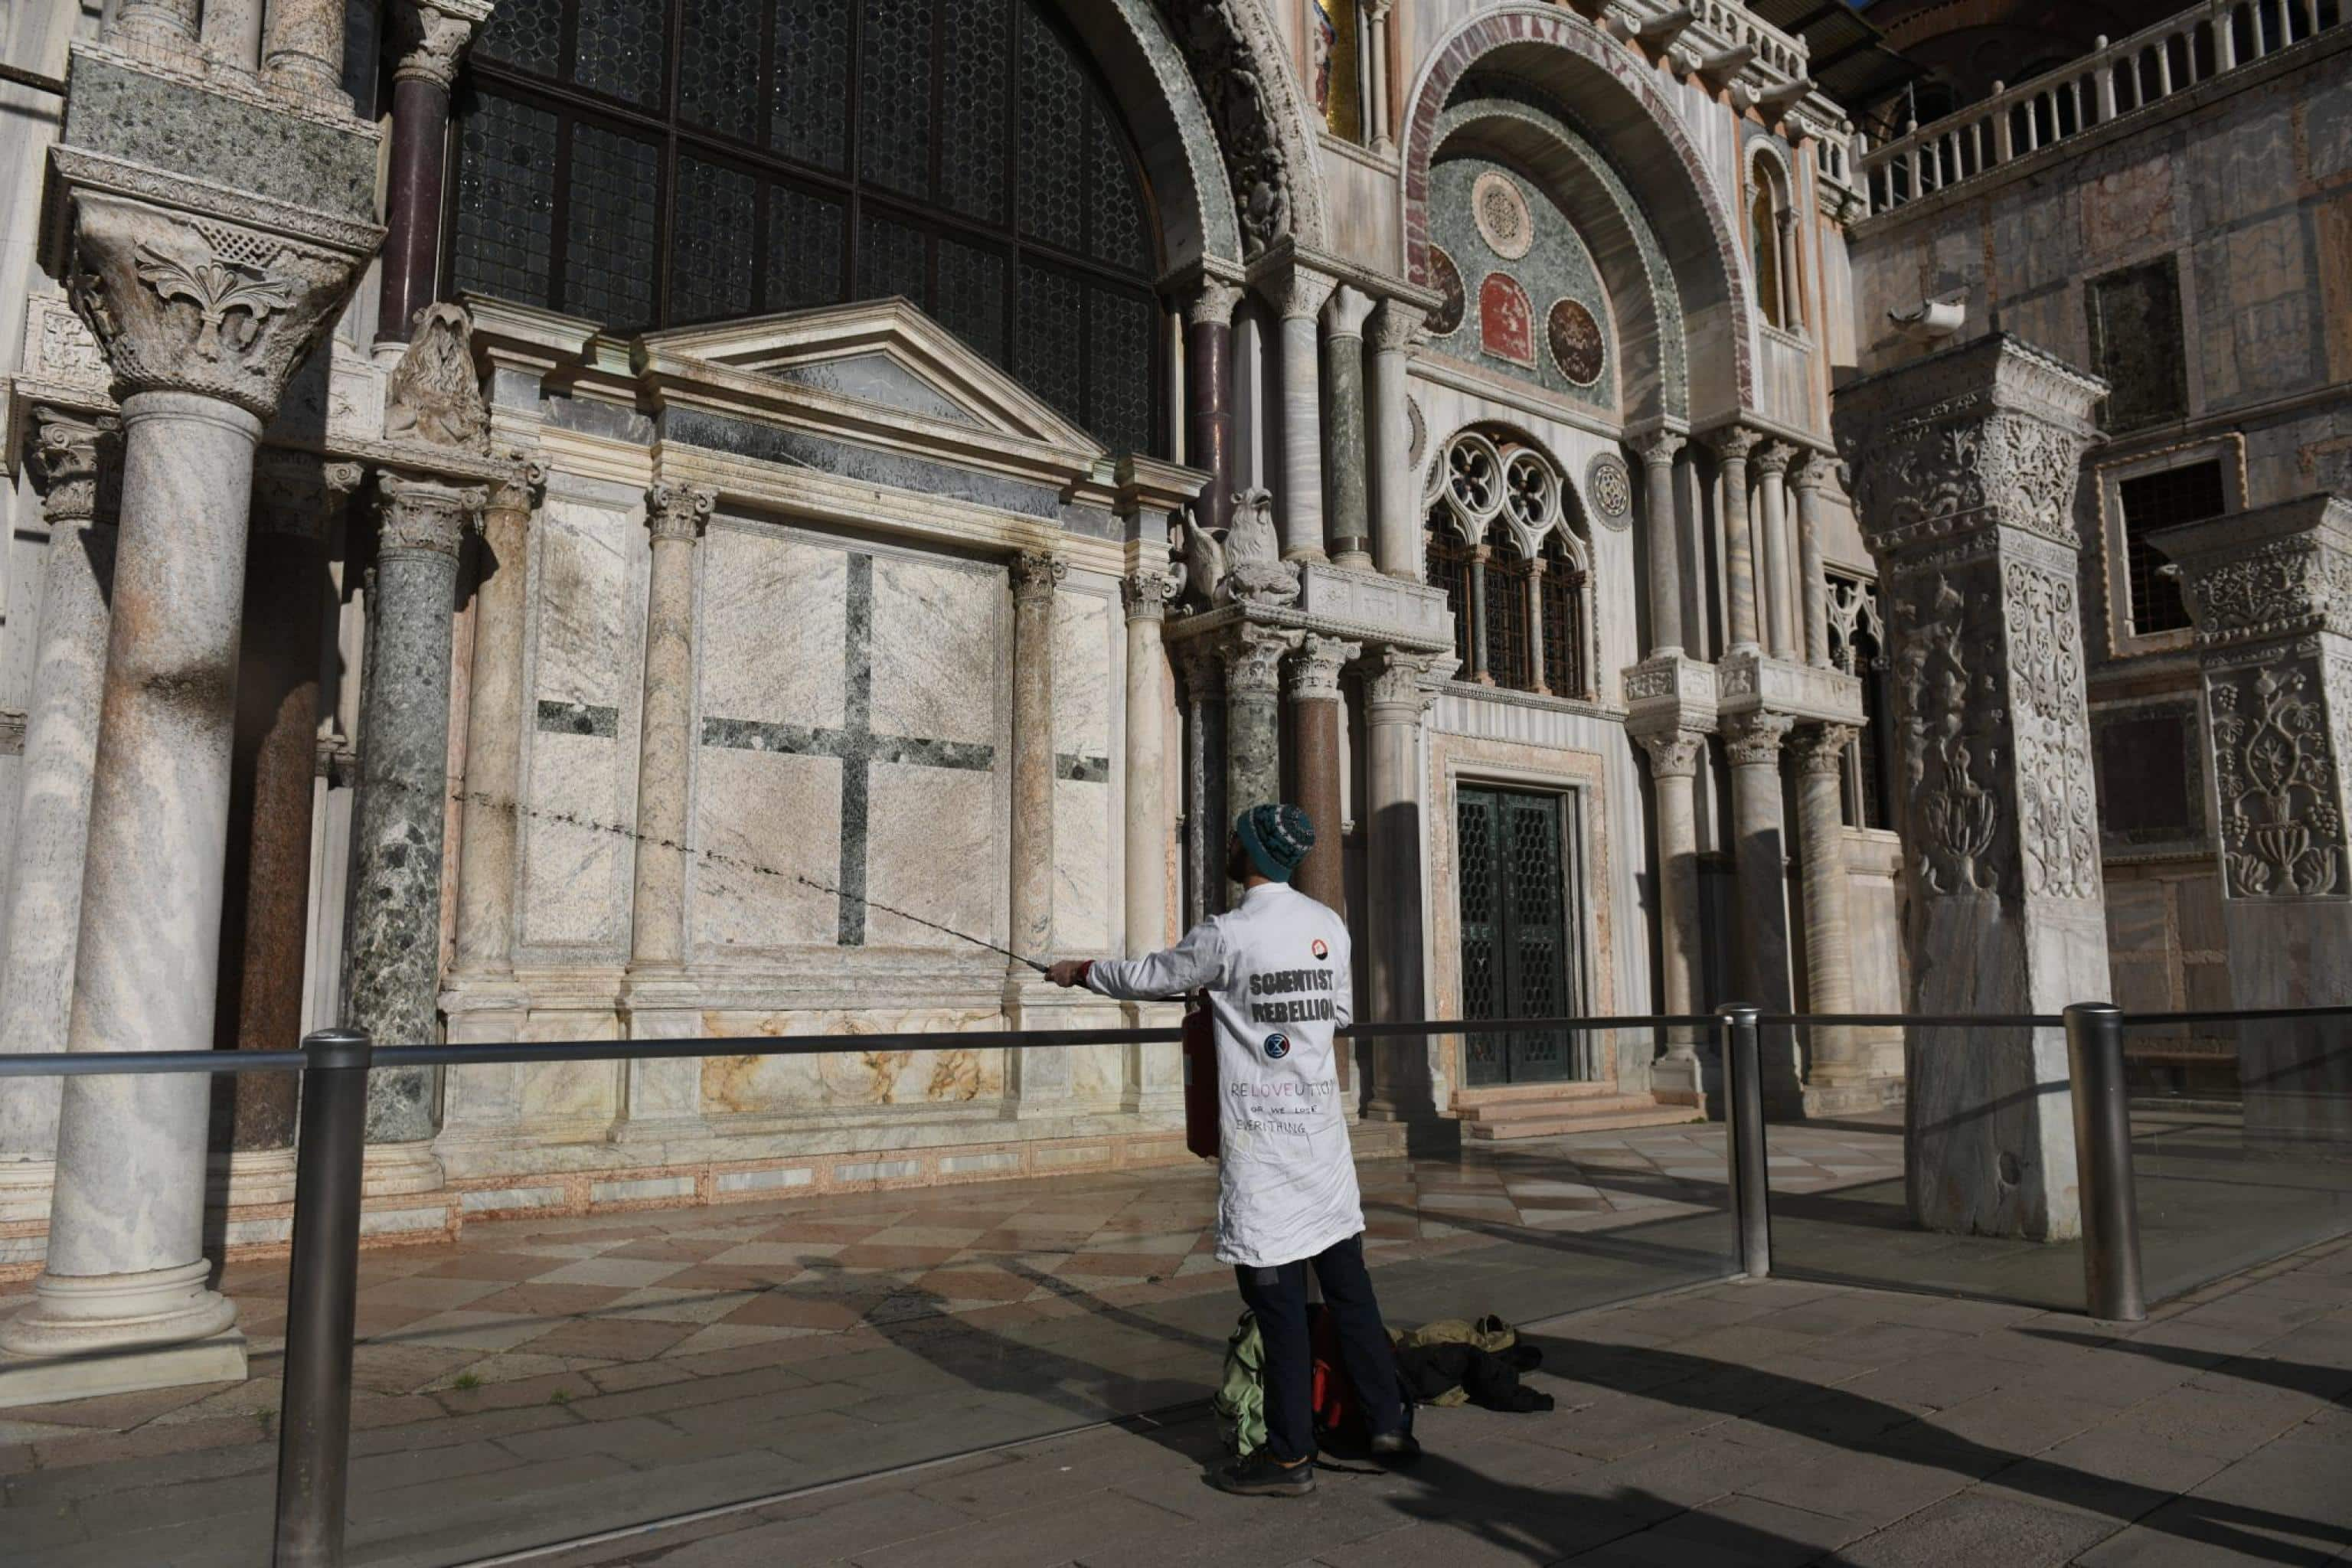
{"left": 1485, "top": 539, "right": 1533, "bottom": 691}
{"left": 452, "top": 0, "right": 1164, "bottom": 453}
{"left": 1426, "top": 522, "right": 1474, "bottom": 675}
{"left": 1455, "top": 787, "right": 1580, "bottom": 1086}
{"left": 1537, "top": 535, "right": 1586, "bottom": 699}
{"left": 2117, "top": 461, "right": 2223, "bottom": 637}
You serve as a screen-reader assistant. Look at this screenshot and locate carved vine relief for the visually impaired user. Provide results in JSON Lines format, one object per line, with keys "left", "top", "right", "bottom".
{"left": 1161, "top": 0, "right": 1294, "bottom": 256}
{"left": 2001, "top": 557, "right": 2102, "bottom": 900}
{"left": 1896, "top": 573, "right": 2007, "bottom": 897}
{"left": 2209, "top": 653, "right": 2344, "bottom": 898}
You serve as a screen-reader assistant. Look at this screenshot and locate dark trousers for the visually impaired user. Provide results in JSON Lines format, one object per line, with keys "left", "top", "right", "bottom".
{"left": 1234, "top": 1233, "right": 1406, "bottom": 1462}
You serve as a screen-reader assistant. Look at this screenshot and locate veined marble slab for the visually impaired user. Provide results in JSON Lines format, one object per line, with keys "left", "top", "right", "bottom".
{"left": 697, "top": 1008, "right": 1008, "bottom": 1112}
{"left": 699, "top": 525, "right": 847, "bottom": 729}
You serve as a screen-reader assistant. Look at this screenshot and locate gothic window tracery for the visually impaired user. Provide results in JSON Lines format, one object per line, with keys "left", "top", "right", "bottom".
{"left": 1424, "top": 430, "right": 1591, "bottom": 698}
{"left": 452, "top": 0, "right": 1164, "bottom": 454}
{"left": 1827, "top": 570, "right": 1893, "bottom": 830}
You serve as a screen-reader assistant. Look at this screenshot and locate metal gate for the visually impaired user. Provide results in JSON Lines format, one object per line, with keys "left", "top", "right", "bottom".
{"left": 1455, "top": 786, "right": 1582, "bottom": 1086}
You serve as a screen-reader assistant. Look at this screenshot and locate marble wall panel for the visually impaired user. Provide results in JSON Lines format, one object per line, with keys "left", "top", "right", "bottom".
{"left": 698, "top": 1008, "right": 1007, "bottom": 1112}
{"left": 520, "top": 496, "right": 639, "bottom": 951}
{"left": 691, "top": 748, "right": 844, "bottom": 951}
{"left": 2193, "top": 211, "right": 2321, "bottom": 409}
{"left": 700, "top": 525, "right": 847, "bottom": 729}
{"left": 519, "top": 1008, "right": 621, "bottom": 1125}
{"left": 2308, "top": 77, "right": 2352, "bottom": 183}
{"left": 864, "top": 760, "right": 1000, "bottom": 949}
{"left": 2079, "top": 154, "right": 2178, "bottom": 266}
{"left": 1054, "top": 586, "right": 1116, "bottom": 956}
{"left": 867, "top": 551, "right": 1001, "bottom": 749}
{"left": 2188, "top": 96, "right": 2298, "bottom": 230}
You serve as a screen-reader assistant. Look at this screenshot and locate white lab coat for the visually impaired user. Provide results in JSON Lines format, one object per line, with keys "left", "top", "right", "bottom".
{"left": 1085, "top": 881, "right": 1361, "bottom": 1268}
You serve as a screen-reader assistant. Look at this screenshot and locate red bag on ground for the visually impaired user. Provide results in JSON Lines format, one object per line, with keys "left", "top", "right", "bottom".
{"left": 1183, "top": 1000, "right": 1218, "bottom": 1160}
{"left": 1308, "top": 1303, "right": 1367, "bottom": 1446}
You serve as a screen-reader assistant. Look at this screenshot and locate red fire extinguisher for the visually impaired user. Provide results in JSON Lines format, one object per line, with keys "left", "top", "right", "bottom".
{"left": 1182, "top": 997, "right": 1219, "bottom": 1160}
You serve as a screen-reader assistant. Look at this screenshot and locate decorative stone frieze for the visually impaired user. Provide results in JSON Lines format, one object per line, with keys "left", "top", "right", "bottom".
{"left": 1834, "top": 332, "right": 2110, "bottom": 1241}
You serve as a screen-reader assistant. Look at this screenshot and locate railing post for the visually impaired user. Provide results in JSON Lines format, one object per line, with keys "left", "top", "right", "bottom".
{"left": 2064, "top": 1004, "right": 2146, "bottom": 1322}
{"left": 273, "top": 1028, "right": 373, "bottom": 1568}
{"left": 1719, "top": 1004, "right": 1771, "bottom": 1280}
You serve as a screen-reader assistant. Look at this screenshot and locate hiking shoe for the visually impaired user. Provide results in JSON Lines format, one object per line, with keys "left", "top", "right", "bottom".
{"left": 1369, "top": 1429, "right": 1422, "bottom": 1465}
{"left": 1213, "top": 1451, "right": 1316, "bottom": 1497}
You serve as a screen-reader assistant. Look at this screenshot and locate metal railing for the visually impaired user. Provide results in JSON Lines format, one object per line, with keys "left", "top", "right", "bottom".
{"left": 1, "top": 998, "right": 2346, "bottom": 1564}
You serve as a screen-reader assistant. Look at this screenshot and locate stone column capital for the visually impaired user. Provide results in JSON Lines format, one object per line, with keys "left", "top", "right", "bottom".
{"left": 489, "top": 454, "right": 549, "bottom": 518}
{"left": 1225, "top": 622, "right": 1302, "bottom": 694}
{"left": 27, "top": 409, "right": 122, "bottom": 526}
{"left": 377, "top": 475, "right": 486, "bottom": 557}
{"left": 1364, "top": 648, "right": 1449, "bottom": 710}
{"left": 645, "top": 482, "right": 715, "bottom": 543}
{"left": 64, "top": 194, "right": 371, "bottom": 423}
{"left": 1637, "top": 727, "right": 1709, "bottom": 779}
{"left": 1627, "top": 429, "right": 1686, "bottom": 469}
{"left": 2151, "top": 495, "right": 2352, "bottom": 651}
{"left": 1368, "top": 299, "right": 1428, "bottom": 354}
{"left": 1184, "top": 277, "right": 1246, "bottom": 328}
{"left": 1722, "top": 710, "right": 1795, "bottom": 766}
{"left": 1710, "top": 425, "right": 1762, "bottom": 466}
{"left": 1753, "top": 439, "right": 1797, "bottom": 478}
{"left": 1120, "top": 566, "right": 1178, "bottom": 622}
{"left": 1285, "top": 634, "right": 1361, "bottom": 701}
{"left": 390, "top": 0, "right": 492, "bottom": 89}
{"left": 1792, "top": 722, "right": 1860, "bottom": 776}
{"left": 1322, "top": 284, "right": 1376, "bottom": 339}
{"left": 1011, "top": 550, "right": 1068, "bottom": 604}
{"left": 1262, "top": 263, "right": 1338, "bottom": 323}
{"left": 253, "top": 452, "right": 362, "bottom": 537}
{"left": 1787, "top": 449, "right": 1839, "bottom": 494}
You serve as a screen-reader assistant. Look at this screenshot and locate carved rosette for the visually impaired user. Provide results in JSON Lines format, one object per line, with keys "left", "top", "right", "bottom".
{"left": 645, "top": 483, "right": 716, "bottom": 544}
{"left": 66, "top": 195, "right": 365, "bottom": 421}
{"left": 1119, "top": 566, "right": 1178, "bottom": 623}
{"left": 391, "top": 0, "right": 493, "bottom": 90}
{"left": 1285, "top": 635, "right": 1361, "bottom": 702}
{"left": 1637, "top": 728, "right": 1708, "bottom": 779}
{"left": 1011, "top": 550, "right": 1068, "bottom": 605}
{"left": 1722, "top": 711, "right": 1794, "bottom": 767}
{"left": 28, "top": 409, "right": 122, "bottom": 526}
{"left": 377, "top": 475, "right": 487, "bottom": 557}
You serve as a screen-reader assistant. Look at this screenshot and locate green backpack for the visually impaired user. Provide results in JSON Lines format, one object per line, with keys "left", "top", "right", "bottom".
{"left": 1213, "top": 1311, "right": 1268, "bottom": 1457}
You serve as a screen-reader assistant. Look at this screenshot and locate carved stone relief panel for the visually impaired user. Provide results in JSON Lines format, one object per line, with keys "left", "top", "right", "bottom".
{"left": 2205, "top": 645, "right": 2345, "bottom": 899}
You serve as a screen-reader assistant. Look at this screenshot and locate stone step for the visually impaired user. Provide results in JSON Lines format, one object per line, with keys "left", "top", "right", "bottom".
{"left": 1461, "top": 1096, "right": 1704, "bottom": 1141}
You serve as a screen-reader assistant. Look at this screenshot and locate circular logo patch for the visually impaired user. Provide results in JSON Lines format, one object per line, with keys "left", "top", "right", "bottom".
{"left": 1311, "top": 939, "right": 1328, "bottom": 960}
{"left": 1263, "top": 1033, "right": 1291, "bottom": 1060}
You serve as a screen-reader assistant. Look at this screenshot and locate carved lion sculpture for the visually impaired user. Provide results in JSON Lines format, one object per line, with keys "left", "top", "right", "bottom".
{"left": 385, "top": 303, "right": 491, "bottom": 453}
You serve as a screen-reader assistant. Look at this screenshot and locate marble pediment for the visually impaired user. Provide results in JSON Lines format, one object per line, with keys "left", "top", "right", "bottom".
{"left": 636, "top": 298, "right": 1105, "bottom": 463}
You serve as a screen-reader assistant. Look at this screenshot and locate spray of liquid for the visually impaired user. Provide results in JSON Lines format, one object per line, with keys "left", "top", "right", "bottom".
{"left": 786, "top": 870, "right": 1048, "bottom": 973}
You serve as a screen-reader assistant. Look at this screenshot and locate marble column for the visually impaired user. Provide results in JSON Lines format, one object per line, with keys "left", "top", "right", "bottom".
{"left": 1630, "top": 430, "right": 1686, "bottom": 657}
{"left": 2153, "top": 494, "right": 2352, "bottom": 1154}
{"left": 1177, "top": 641, "right": 1227, "bottom": 925}
{"left": 1, "top": 38, "right": 378, "bottom": 1403}
{"left": 1266, "top": 264, "right": 1338, "bottom": 562}
{"left": 263, "top": 0, "right": 350, "bottom": 107}
{"left": 1322, "top": 286, "right": 1376, "bottom": 568}
{"left": 1364, "top": 0, "right": 1394, "bottom": 153}
{"left": 217, "top": 459, "right": 360, "bottom": 1169}
{"left": 199, "top": 0, "right": 266, "bottom": 74}
{"left": 1636, "top": 728, "right": 1707, "bottom": 1089}
{"left": 1713, "top": 427, "right": 1763, "bottom": 653}
{"left": 1792, "top": 723, "right": 1875, "bottom": 1106}
{"left": 346, "top": 475, "right": 483, "bottom": 1172}
{"left": 1368, "top": 301, "right": 1427, "bottom": 581}
{"left": 1834, "top": 332, "right": 2109, "bottom": 1242}
{"left": 1005, "top": 552, "right": 1068, "bottom": 1112}
{"left": 1755, "top": 441, "right": 1798, "bottom": 661}
{"left": 1224, "top": 623, "right": 1298, "bottom": 909}
{"left": 0, "top": 413, "right": 119, "bottom": 1205}
{"left": 1184, "top": 281, "right": 1242, "bottom": 540}
{"left": 1285, "top": 634, "right": 1360, "bottom": 913}
{"left": 1362, "top": 649, "right": 1443, "bottom": 1127}
{"left": 449, "top": 461, "right": 542, "bottom": 990}
{"left": 113, "top": 0, "right": 202, "bottom": 58}
{"left": 1791, "top": 452, "right": 1834, "bottom": 668}
{"left": 1467, "top": 546, "right": 1494, "bottom": 684}
{"left": 1723, "top": 711, "right": 1800, "bottom": 1109}
{"left": 1121, "top": 567, "right": 1181, "bottom": 1112}
{"left": 376, "top": 0, "right": 491, "bottom": 358}
{"left": 619, "top": 483, "right": 714, "bottom": 1129}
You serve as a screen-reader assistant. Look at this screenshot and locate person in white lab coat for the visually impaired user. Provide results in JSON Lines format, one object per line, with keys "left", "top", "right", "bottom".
{"left": 1049, "top": 803, "right": 1416, "bottom": 1496}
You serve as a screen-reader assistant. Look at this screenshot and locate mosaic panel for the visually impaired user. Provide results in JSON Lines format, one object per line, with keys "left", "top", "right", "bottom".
{"left": 1428, "top": 155, "right": 1613, "bottom": 410}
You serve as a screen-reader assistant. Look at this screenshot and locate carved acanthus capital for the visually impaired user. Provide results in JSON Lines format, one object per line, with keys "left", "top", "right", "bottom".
{"left": 1753, "top": 440, "right": 1797, "bottom": 479}
{"left": 1323, "top": 285, "right": 1376, "bottom": 339}
{"left": 1368, "top": 299, "right": 1428, "bottom": 355}
{"left": 1627, "top": 429, "right": 1686, "bottom": 470}
{"left": 2153, "top": 496, "right": 2352, "bottom": 650}
{"left": 390, "top": 0, "right": 493, "bottom": 89}
{"left": 645, "top": 482, "right": 716, "bottom": 544}
{"left": 1792, "top": 722, "right": 1860, "bottom": 776}
{"left": 1722, "top": 710, "right": 1795, "bottom": 766}
{"left": 1120, "top": 566, "right": 1178, "bottom": 622}
{"left": 1184, "top": 278, "right": 1246, "bottom": 330}
{"left": 27, "top": 410, "right": 122, "bottom": 527}
{"left": 377, "top": 475, "right": 486, "bottom": 557}
{"left": 1011, "top": 550, "right": 1068, "bottom": 605}
{"left": 1364, "top": 648, "right": 1449, "bottom": 710}
{"left": 1261, "top": 263, "right": 1338, "bottom": 324}
{"left": 1225, "top": 623, "right": 1302, "bottom": 695}
{"left": 1786, "top": 449, "right": 1838, "bottom": 495}
{"left": 1285, "top": 635, "right": 1361, "bottom": 701}
{"left": 1710, "top": 426, "right": 1762, "bottom": 467}
{"left": 1637, "top": 728, "right": 1708, "bottom": 779}
{"left": 488, "top": 453, "right": 548, "bottom": 518}
{"left": 384, "top": 303, "right": 491, "bottom": 452}
{"left": 65, "top": 194, "right": 366, "bottom": 422}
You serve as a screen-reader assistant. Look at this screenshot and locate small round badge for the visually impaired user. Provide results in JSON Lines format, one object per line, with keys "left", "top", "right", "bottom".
{"left": 1263, "top": 1033, "right": 1291, "bottom": 1060}
{"left": 1312, "top": 939, "right": 1329, "bottom": 960}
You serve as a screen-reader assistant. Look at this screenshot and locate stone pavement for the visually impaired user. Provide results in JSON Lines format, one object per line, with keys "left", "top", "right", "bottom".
{"left": 525, "top": 1233, "right": 2352, "bottom": 1568}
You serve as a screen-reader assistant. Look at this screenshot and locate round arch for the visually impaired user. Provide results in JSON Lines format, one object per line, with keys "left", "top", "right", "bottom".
{"left": 1158, "top": 0, "right": 1331, "bottom": 256}
{"left": 1402, "top": 5, "right": 1756, "bottom": 422}
{"left": 1059, "top": 0, "right": 1244, "bottom": 268}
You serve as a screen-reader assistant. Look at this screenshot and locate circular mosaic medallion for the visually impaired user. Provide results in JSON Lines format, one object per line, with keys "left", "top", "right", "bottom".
{"left": 1547, "top": 299, "right": 1606, "bottom": 386}
{"left": 1406, "top": 395, "right": 1426, "bottom": 468}
{"left": 1472, "top": 171, "right": 1534, "bottom": 260}
{"left": 1428, "top": 247, "right": 1466, "bottom": 336}
{"left": 1587, "top": 452, "right": 1634, "bottom": 531}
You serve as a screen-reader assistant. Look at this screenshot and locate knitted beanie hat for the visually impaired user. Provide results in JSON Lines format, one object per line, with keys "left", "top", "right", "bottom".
{"left": 1236, "top": 803, "right": 1315, "bottom": 883}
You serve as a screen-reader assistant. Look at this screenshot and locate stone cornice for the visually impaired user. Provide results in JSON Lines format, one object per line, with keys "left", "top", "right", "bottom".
{"left": 2152, "top": 495, "right": 2352, "bottom": 651}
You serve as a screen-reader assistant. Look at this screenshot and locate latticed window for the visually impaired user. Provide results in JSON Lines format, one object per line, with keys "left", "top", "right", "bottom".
{"left": 450, "top": 0, "right": 1165, "bottom": 454}
{"left": 1538, "top": 532, "right": 1587, "bottom": 699}
{"left": 1485, "top": 536, "right": 1533, "bottom": 691}
{"left": 1425, "top": 429, "right": 1581, "bottom": 692}
{"left": 2116, "top": 460, "right": 2222, "bottom": 635}
{"left": 1426, "top": 524, "right": 1475, "bottom": 676}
